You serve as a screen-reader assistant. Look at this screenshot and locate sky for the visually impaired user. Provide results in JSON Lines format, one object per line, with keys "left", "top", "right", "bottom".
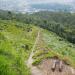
{"left": 27, "top": 0, "right": 74, "bottom": 4}
{"left": 0, "top": 0, "right": 75, "bottom": 12}
{"left": 0, "top": 0, "right": 74, "bottom": 4}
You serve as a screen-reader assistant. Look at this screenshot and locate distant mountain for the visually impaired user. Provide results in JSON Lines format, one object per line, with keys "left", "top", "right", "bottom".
{"left": 30, "top": 3, "right": 73, "bottom": 12}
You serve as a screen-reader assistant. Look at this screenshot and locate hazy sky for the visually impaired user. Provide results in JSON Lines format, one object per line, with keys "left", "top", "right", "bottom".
{"left": 1, "top": 0, "right": 74, "bottom": 4}
{"left": 0, "top": 0, "right": 75, "bottom": 12}
{"left": 27, "top": 0, "right": 73, "bottom": 4}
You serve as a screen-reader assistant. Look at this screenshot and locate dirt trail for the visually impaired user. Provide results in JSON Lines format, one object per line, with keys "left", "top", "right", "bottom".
{"left": 27, "top": 31, "right": 44, "bottom": 75}
{"left": 27, "top": 31, "right": 75, "bottom": 75}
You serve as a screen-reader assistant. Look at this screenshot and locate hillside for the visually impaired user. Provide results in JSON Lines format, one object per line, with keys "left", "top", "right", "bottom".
{"left": 0, "top": 10, "right": 75, "bottom": 43}
{"left": 28, "top": 30, "right": 75, "bottom": 75}
{"left": 0, "top": 10, "right": 75, "bottom": 75}
{"left": 32, "top": 29, "right": 75, "bottom": 66}
{"left": 0, "top": 20, "right": 39, "bottom": 75}
{"left": 27, "top": 29, "right": 75, "bottom": 75}
{"left": 31, "top": 3, "right": 72, "bottom": 12}
{"left": 30, "top": 11, "right": 75, "bottom": 43}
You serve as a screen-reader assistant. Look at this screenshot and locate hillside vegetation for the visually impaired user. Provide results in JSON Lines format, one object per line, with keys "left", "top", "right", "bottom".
{"left": 0, "top": 10, "right": 75, "bottom": 43}
{"left": 0, "top": 20, "right": 39, "bottom": 75}
{"left": 0, "top": 10, "right": 75, "bottom": 75}
{"left": 32, "top": 29, "right": 75, "bottom": 68}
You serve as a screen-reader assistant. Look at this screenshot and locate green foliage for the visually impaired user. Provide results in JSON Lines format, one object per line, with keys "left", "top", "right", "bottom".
{"left": 0, "top": 20, "right": 38, "bottom": 75}
{"left": 32, "top": 57, "right": 44, "bottom": 66}
{"left": 43, "top": 30, "right": 75, "bottom": 67}
{"left": 30, "top": 11, "right": 75, "bottom": 43}
{"left": 32, "top": 29, "right": 75, "bottom": 68}
{"left": 0, "top": 10, "right": 75, "bottom": 72}
{"left": 0, "top": 10, "right": 75, "bottom": 43}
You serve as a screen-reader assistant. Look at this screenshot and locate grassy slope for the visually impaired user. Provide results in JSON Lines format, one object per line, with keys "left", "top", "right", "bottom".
{"left": 0, "top": 19, "right": 75, "bottom": 75}
{"left": 0, "top": 20, "right": 39, "bottom": 75}
{"left": 33, "top": 29, "right": 75, "bottom": 68}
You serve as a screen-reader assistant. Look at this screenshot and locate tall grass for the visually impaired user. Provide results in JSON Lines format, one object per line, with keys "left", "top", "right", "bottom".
{"left": 0, "top": 20, "right": 38, "bottom": 75}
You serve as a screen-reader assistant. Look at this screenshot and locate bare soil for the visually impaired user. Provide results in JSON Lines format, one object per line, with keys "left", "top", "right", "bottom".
{"left": 38, "top": 59, "right": 75, "bottom": 75}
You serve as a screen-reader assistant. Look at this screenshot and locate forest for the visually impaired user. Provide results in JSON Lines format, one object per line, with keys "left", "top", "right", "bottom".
{"left": 0, "top": 10, "right": 75, "bottom": 43}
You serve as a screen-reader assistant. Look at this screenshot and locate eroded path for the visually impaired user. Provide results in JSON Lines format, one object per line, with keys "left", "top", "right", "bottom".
{"left": 27, "top": 31, "right": 44, "bottom": 75}
{"left": 39, "top": 59, "right": 75, "bottom": 75}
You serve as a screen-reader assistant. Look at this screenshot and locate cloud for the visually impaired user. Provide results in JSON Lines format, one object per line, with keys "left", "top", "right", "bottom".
{"left": 0, "top": 0, "right": 74, "bottom": 5}
{"left": 0, "top": 0, "right": 75, "bottom": 12}
{"left": 27, "top": 0, "right": 74, "bottom": 4}
{"left": 0, "top": 0, "right": 30, "bottom": 11}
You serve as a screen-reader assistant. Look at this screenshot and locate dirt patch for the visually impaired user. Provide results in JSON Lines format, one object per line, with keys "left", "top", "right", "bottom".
{"left": 38, "top": 59, "right": 75, "bottom": 75}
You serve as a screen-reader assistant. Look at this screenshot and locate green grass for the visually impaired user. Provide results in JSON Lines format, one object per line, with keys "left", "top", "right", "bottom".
{"left": 32, "top": 29, "right": 75, "bottom": 68}
{"left": 43, "top": 30, "right": 75, "bottom": 67}
{"left": 0, "top": 20, "right": 39, "bottom": 75}
{"left": 0, "top": 19, "right": 75, "bottom": 74}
